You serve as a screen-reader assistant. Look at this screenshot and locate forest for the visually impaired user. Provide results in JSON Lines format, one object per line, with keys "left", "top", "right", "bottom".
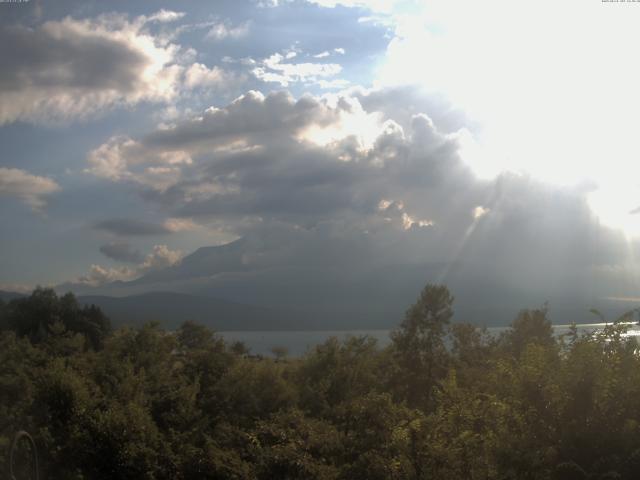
{"left": 1, "top": 285, "right": 640, "bottom": 480}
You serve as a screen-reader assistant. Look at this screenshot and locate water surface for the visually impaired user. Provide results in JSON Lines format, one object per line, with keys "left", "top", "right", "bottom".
{"left": 220, "top": 322, "right": 640, "bottom": 357}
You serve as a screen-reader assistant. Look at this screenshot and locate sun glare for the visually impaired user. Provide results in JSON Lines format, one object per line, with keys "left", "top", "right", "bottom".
{"left": 378, "top": 0, "right": 640, "bottom": 237}
{"left": 298, "top": 102, "right": 384, "bottom": 152}
{"left": 588, "top": 186, "right": 640, "bottom": 239}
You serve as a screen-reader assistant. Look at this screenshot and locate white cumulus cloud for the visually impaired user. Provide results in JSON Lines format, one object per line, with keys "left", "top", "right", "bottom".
{"left": 205, "top": 20, "right": 250, "bottom": 40}
{"left": 76, "top": 244, "right": 183, "bottom": 286}
{"left": 0, "top": 167, "right": 60, "bottom": 210}
{"left": 0, "top": 10, "right": 237, "bottom": 125}
{"left": 252, "top": 52, "right": 342, "bottom": 87}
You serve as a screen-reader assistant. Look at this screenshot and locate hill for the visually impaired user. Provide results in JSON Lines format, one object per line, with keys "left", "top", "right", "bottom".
{"left": 78, "top": 292, "right": 311, "bottom": 331}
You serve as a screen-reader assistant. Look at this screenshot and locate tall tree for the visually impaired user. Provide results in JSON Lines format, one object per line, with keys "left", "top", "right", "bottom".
{"left": 391, "top": 284, "right": 453, "bottom": 410}
{"left": 4, "top": 288, "right": 110, "bottom": 349}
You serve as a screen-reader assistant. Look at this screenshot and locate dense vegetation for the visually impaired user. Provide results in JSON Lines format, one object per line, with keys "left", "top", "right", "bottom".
{"left": 2, "top": 286, "right": 640, "bottom": 479}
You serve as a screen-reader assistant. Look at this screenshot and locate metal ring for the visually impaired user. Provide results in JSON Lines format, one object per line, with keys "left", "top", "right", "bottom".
{"left": 9, "top": 431, "right": 39, "bottom": 480}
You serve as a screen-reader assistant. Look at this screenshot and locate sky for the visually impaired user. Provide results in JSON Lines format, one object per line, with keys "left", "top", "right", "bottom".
{"left": 2, "top": 0, "right": 640, "bottom": 313}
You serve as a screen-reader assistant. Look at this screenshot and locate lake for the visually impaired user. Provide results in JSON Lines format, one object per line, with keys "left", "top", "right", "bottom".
{"left": 219, "top": 322, "right": 640, "bottom": 357}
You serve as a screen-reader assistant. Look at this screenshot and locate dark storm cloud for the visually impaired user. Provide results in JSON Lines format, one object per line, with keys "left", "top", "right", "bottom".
{"left": 86, "top": 90, "right": 354, "bottom": 191}
{"left": 99, "top": 242, "right": 144, "bottom": 263}
{"left": 84, "top": 86, "right": 640, "bottom": 309}
{"left": 0, "top": 11, "right": 196, "bottom": 125}
{"left": 94, "top": 218, "right": 172, "bottom": 236}
{"left": 176, "top": 145, "right": 363, "bottom": 218}
{"left": 0, "top": 24, "right": 146, "bottom": 92}
{"left": 143, "top": 90, "right": 342, "bottom": 149}
{"left": 353, "top": 85, "right": 475, "bottom": 135}
{"left": 88, "top": 89, "right": 482, "bottom": 231}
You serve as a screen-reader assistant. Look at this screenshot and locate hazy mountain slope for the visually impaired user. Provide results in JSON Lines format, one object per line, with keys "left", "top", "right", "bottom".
{"left": 0, "top": 290, "right": 26, "bottom": 302}
{"left": 78, "top": 292, "right": 308, "bottom": 331}
{"left": 128, "top": 238, "right": 249, "bottom": 286}
{"left": 56, "top": 236, "right": 640, "bottom": 329}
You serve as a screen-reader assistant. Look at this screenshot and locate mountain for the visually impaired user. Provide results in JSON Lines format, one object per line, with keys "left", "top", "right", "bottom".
{"left": 77, "top": 289, "right": 636, "bottom": 331}
{"left": 57, "top": 237, "right": 640, "bottom": 330}
{"left": 0, "top": 290, "right": 26, "bottom": 302}
{"left": 129, "top": 238, "right": 250, "bottom": 286}
{"left": 78, "top": 292, "right": 325, "bottom": 331}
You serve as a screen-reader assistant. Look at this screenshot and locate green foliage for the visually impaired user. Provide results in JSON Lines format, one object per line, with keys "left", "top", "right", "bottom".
{"left": 211, "top": 359, "right": 296, "bottom": 425}
{"left": 230, "top": 340, "right": 250, "bottom": 356}
{"left": 297, "top": 336, "right": 385, "bottom": 416}
{"left": 1, "top": 288, "right": 110, "bottom": 350}
{"left": 4, "top": 284, "right": 640, "bottom": 479}
{"left": 253, "top": 409, "right": 341, "bottom": 480}
{"left": 501, "top": 306, "right": 556, "bottom": 357}
{"left": 391, "top": 284, "right": 453, "bottom": 409}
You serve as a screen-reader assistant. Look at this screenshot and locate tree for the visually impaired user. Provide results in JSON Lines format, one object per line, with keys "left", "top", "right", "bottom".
{"left": 253, "top": 409, "right": 341, "bottom": 480}
{"left": 502, "top": 306, "right": 555, "bottom": 358}
{"left": 0, "top": 298, "right": 7, "bottom": 331}
{"left": 177, "top": 320, "right": 218, "bottom": 351}
{"left": 4, "top": 288, "right": 110, "bottom": 349}
{"left": 8, "top": 284, "right": 640, "bottom": 478}
{"left": 391, "top": 284, "right": 453, "bottom": 410}
{"left": 5, "top": 287, "right": 59, "bottom": 342}
{"left": 210, "top": 359, "right": 296, "bottom": 425}
{"left": 297, "top": 336, "right": 384, "bottom": 417}
{"left": 230, "top": 340, "right": 250, "bottom": 356}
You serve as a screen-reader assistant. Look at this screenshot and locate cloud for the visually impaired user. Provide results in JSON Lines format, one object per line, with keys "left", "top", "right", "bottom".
{"left": 0, "top": 12, "right": 186, "bottom": 125}
{"left": 252, "top": 52, "right": 342, "bottom": 87}
{"left": 99, "top": 242, "right": 144, "bottom": 264}
{"left": 86, "top": 88, "right": 482, "bottom": 240}
{"left": 94, "top": 218, "right": 174, "bottom": 236}
{"left": 472, "top": 206, "right": 489, "bottom": 219}
{"left": 94, "top": 217, "right": 199, "bottom": 237}
{"left": 205, "top": 20, "right": 250, "bottom": 40}
{"left": 86, "top": 90, "right": 346, "bottom": 191}
{"left": 0, "top": 10, "right": 238, "bottom": 125}
{"left": 75, "top": 264, "right": 137, "bottom": 286}
{"left": 184, "top": 63, "right": 240, "bottom": 90}
{"left": 81, "top": 86, "right": 640, "bottom": 304}
{"left": 85, "top": 135, "right": 191, "bottom": 189}
{"left": 315, "top": 79, "right": 350, "bottom": 89}
{"left": 312, "top": 49, "right": 345, "bottom": 60}
{"left": 0, "top": 167, "right": 60, "bottom": 210}
{"left": 139, "top": 244, "right": 183, "bottom": 271}
{"left": 0, "top": 282, "right": 33, "bottom": 294}
{"left": 260, "top": 0, "right": 402, "bottom": 11}
{"left": 163, "top": 217, "right": 199, "bottom": 232}
{"left": 147, "top": 9, "right": 186, "bottom": 23}
{"left": 77, "top": 244, "right": 182, "bottom": 286}
{"left": 373, "top": 0, "right": 640, "bottom": 236}
{"left": 255, "top": 0, "right": 282, "bottom": 6}
{"left": 305, "top": 0, "right": 401, "bottom": 13}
